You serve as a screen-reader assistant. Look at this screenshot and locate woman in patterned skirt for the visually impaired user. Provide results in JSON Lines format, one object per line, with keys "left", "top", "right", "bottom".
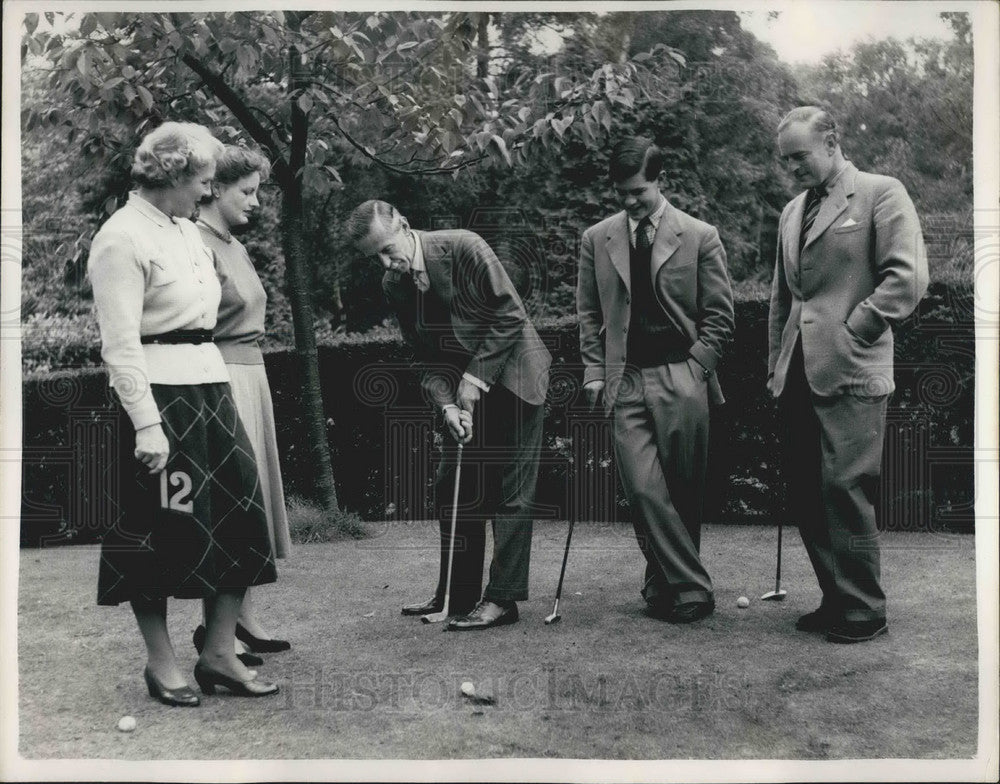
{"left": 91, "top": 122, "right": 278, "bottom": 704}
{"left": 194, "top": 144, "right": 292, "bottom": 654}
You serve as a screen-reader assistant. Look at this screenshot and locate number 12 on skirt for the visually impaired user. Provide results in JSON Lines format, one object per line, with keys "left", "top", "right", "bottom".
{"left": 159, "top": 469, "right": 194, "bottom": 513}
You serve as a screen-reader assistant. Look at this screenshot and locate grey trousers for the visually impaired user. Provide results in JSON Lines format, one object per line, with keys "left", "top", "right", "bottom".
{"left": 433, "top": 384, "right": 543, "bottom": 608}
{"left": 779, "top": 343, "right": 888, "bottom": 622}
{"left": 613, "top": 362, "right": 714, "bottom": 608}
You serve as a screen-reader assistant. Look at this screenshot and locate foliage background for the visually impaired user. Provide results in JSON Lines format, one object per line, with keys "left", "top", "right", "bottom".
{"left": 20, "top": 9, "right": 973, "bottom": 365}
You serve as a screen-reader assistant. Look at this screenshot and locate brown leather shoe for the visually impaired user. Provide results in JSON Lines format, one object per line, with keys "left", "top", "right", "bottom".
{"left": 401, "top": 596, "right": 443, "bottom": 616}
{"left": 446, "top": 600, "right": 519, "bottom": 631}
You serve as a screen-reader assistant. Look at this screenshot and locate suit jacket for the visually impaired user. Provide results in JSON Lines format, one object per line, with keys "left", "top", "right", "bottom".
{"left": 384, "top": 229, "right": 551, "bottom": 407}
{"left": 767, "top": 162, "right": 928, "bottom": 398}
{"left": 577, "top": 200, "right": 735, "bottom": 410}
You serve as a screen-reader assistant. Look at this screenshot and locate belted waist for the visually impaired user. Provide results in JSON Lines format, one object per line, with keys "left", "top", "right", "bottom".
{"left": 140, "top": 329, "right": 215, "bottom": 345}
{"left": 627, "top": 324, "right": 690, "bottom": 368}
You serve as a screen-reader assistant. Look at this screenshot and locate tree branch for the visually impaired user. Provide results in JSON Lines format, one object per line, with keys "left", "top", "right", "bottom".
{"left": 179, "top": 51, "right": 292, "bottom": 190}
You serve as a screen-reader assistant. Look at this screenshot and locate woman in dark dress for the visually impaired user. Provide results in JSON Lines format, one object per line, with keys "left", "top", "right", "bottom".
{"left": 90, "top": 122, "right": 278, "bottom": 704}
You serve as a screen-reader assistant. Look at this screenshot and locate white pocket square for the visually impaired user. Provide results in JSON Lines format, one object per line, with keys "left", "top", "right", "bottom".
{"left": 839, "top": 217, "right": 858, "bottom": 228}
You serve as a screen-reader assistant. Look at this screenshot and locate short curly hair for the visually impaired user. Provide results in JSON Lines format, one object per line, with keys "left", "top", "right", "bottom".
{"left": 131, "top": 122, "right": 224, "bottom": 189}
{"left": 212, "top": 144, "right": 272, "bottom": 188}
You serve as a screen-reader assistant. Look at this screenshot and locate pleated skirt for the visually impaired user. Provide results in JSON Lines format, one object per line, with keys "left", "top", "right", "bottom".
{"left": 225, "top": 363, "right": 291, "bottom": 559}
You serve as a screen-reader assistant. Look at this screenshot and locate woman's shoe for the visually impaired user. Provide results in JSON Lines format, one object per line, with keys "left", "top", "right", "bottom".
{"left": 143, "top": 666, "right": 200, "bottom": 707}
{"left": 193, "top": 625, "right": 264, "bottom": 667}
{"left": 235, "top": 622, "right": 291, "bottom": 653}
{"left": 193, "top": 662, "right": 279, "bottom": 697}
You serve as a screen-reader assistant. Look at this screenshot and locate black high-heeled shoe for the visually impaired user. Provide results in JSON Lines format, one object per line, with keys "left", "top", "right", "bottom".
{"left": 235, "top": 622, "right": 291, "bottom": 653}
{"left": 143, "top": 666, "right": 200, "bottom": 707}
{"left": 192, "top": 625, "right": 264, "bottom": 667}
{"left": 193, "top": 662, "right": 279, "bottom": 697}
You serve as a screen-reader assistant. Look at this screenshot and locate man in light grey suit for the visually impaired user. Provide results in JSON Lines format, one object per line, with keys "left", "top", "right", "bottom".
{"left": 578, "top": 138, "right": 734, "bottom": 624}
{"left": 769, "top": 106, "right": 928, "bottom": 643}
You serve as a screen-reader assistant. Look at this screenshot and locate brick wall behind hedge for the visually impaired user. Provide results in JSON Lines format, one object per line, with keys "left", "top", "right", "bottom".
{"left": 20, "top": 284, "right": 974, "bottom": 546}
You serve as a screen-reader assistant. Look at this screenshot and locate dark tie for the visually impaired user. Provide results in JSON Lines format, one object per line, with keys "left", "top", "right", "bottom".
{"left": 412, "top": 269, "right": 430, "bottom": 293}
{"left": 799, "top": 186, "right": 826, "bottom": 252}
{"left": 636, "top": 216, "right": 653, "bottom": 251}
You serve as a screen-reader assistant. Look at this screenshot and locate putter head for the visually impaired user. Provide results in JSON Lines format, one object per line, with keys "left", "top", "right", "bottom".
{"left": 543, "top": 613, "right": 561, "bottom": 625}
{"left": 421, "top": 611, "right": 450, "bottom": 623}
{"left": 760, "top": 588, "right": 788, "bottom": 601}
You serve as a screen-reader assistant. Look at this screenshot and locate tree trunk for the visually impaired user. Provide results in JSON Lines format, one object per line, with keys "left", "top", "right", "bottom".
{"left": 280, "top": 30, "right": 342, "bottom": 514}
{"left": 476, "top": 13, "right": 490, "bottom": 78}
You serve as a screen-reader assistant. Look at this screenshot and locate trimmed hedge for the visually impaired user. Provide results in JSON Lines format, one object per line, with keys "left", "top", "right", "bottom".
{"left": 21, "top": 284, "right": 974, "bottom": 546}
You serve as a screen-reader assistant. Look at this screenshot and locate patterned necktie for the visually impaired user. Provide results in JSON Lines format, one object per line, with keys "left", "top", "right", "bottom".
{"left": 799, "top": 185, "right": 826, "bottom": 252}
{"left": 636, "top": 216, "right": 653, "bottom": 251}
{"left": 412, "top": 269, "right": 430, "bottom": 293}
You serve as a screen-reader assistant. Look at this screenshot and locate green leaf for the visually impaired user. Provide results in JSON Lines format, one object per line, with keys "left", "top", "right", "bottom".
{"left": 80, "top": 14, "right": 97, "bottom": 38}
{"left": 24, "top": 13, "right": 38, "bottom": 34}
{"left": 77, "top": 49, "right": 91, "bottom": 77}
{"left": 298, "top": 93, "right": 313, "bottom": 113}
{"left": 397, "top": 41, "right": 418, "bottom": 52}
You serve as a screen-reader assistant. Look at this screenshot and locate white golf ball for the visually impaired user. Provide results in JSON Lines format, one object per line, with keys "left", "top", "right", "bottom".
{"left": 737, "top": 596, "right": 750, "bottom": 608}
{"left": 460, "top": 681, "right": 476, "bottom": 696}
{"left": 117, "top": 715, "right": 137, "bottom": 732}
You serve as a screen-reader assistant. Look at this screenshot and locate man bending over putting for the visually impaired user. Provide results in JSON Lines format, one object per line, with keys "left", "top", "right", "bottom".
{"left": 347, "top": 200, "right": 551, "bottom": 631}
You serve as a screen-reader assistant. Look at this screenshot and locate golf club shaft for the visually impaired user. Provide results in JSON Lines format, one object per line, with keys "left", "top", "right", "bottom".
{"left": 439, "top": 443, "right": 463, "bottom": 619}
{"left": 554, "top": 517, "right": 575, "bottom": 603}
{"left": 774, "top": 520, "right": 782, "bottom": 591}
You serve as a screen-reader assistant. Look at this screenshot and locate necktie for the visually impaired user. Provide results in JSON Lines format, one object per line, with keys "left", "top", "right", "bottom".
{"left": 413, "top": 269, "right": 430, "bottom": 293}
{"left": 799, "top": 186, "right": 826, "bottom": 252}
{"left": 636, "top": 216, "right": 653, "bottom": 251}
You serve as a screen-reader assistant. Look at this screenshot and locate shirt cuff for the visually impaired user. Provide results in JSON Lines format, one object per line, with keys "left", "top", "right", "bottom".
{"left": 442, "top": 403, "right": 460, "bottom": 413}
{"left": 462, "top": 372, "right": 491, "bottom": 393}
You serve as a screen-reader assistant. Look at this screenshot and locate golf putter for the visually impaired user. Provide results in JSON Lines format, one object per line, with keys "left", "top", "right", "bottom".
{"left": 544, "top": 516, "right": 575, "bottom": 624}
{"left": 422, "top": 443, "right": 463, "bottom": 624}
{"left": 760, "top": 521, "right": 788, "bottom": 601}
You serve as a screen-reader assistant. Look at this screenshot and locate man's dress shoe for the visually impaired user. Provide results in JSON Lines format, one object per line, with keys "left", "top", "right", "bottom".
{"left": 796, "top": 606, "right": 835, "bottom": 633}
{"left": 665, "top": 600, "right": 715, "bottom": 624}
{"left": 446, "top": 600, "right": 519, "bottom": 631}
{"left": 827, "top": 618, "right": 888, "bottom": 644}
{"left": 401, "top": 597, "right": 443, "bottom": 616}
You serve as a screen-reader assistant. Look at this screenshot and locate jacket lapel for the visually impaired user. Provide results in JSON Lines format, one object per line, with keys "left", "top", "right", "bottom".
{"left": 416, "top": 231, "right": 452, "bottom": 302}
{"left": 803, "top": 162, "right": 856, "bottom": 250}
{"left": 785, "top": 192, "right": 806, "bottom": 270}
{"left": 650, "top": 201, "right": 682, "bottom": 278}
{"left": 606, "top": 212, "right": 631, "bottom": 293}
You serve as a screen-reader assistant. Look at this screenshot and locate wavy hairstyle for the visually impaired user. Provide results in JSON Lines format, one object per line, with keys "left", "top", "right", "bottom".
{"left": 212, "top": 144, "right": 272, "bottom": 188}
{"left": 131, "top": 122, "right": 224, "bottom": 189}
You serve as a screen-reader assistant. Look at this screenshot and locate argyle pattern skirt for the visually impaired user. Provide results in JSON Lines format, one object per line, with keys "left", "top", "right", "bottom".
{"left": 97, "top": 383, "right": 277, "bottom": 605}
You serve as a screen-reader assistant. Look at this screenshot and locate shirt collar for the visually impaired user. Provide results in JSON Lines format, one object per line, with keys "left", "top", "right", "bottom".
{"left": 820, "top": 160, "right": 850, "bottom": 194}
{"left": 628, "top": 194, "right": 668, "bottom": 235}
{"left": 127, "top": 190, "right": 177, "bottom": 228}
{"left": 410, "top": 229, "right": 426, "bottom": 274}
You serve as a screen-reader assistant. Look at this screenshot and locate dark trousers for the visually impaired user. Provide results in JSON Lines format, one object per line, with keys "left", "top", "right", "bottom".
{"left": 778, "top": 342, "right": 888, "bottom": 622}
{"left": 432, "top": 384, "right": 543, "bottom": 610}
{"left": 613, "top": 362, "right": 714, "bottom": 609}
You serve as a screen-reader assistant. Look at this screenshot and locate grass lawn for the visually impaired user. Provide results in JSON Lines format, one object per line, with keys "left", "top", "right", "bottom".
{"left": 16, "top": 523, "right": 978, "bottom": 760}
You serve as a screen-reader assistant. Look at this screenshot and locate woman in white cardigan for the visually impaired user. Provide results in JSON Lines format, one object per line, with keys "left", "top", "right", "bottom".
{"left": 91, "top": 122, "right": 278, "bottom": 704}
